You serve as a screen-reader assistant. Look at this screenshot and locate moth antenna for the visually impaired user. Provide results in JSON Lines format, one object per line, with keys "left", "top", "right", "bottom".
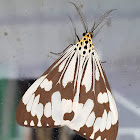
{"left": 69, "top": 2, "right": 88, "bottom": 32}
{"left": 68, "top": 16, "right": 80, "bottom": 42}
{"left": 90, "top": 9, "right": 117, "bottom": 33}
{"left": 92, "top": 23, "right": 105, "bottom": 38}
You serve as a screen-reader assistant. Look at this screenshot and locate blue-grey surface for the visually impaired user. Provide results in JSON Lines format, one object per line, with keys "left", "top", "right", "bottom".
{"left": 0, "top": 0, "right": 140, "bottom": 140}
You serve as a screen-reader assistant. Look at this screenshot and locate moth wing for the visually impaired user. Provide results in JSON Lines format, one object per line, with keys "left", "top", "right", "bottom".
{"left": 68, "top": 51, "right": 118, "bottom": 140}
{"left": 16, "top": 45, "right": 77, "bottom": 127}
{"left": 16, "top": 45, "right": 118, "bottom": 140}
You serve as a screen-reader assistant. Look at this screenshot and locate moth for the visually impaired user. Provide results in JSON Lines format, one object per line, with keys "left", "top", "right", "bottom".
{"left": 16, "top": 3, "right": 118, "bottom": 140}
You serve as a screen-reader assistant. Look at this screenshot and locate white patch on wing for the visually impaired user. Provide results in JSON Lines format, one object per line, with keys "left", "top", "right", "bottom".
{"left": 22, "top": 75, "right": 47, "bottom": 104}
{"left": 97, "top": 92, "right": 104, "bottom": 104}
{"left": 95, "top": 62, "right": 100, "bottom": 81}
{"left": 82, "top": 56, "right": 92, "bottom": 93}
{"left": 59, "top": 58, "right": 67, "bottom": 72}
{"left": 24, "top": 120, "right": 28, "bottom": 125}
{"left": 86, "top": 112, "right": 95, "bottom": 127}
{"left": 72, "top": 102, "right": 83, "bottom": 118}
{"left": 97, "top": 92, "right": 109, "bottom": 104}
{"left": 30, "top": 120, "right": 35, "bottom": 126}
{"left": 94, "top": 117, "right": 102, "bottom": 133}
{"left": 73, "top": 56, "right": 88, "bottom": 113}
{"left": 62, "top": 52, "right": 77, "bottom": 88}
{"left": 52, "top": 91, "right": 62, "bottom": 125}
{"left": 23, "top": 94, "right": 32, "bottom": 105}
{"left": 73, "top": 53, "right": 80, "bottom": 90}
{"left": 49, "top": 45, "right": 75, "bottom": 73}
{"left": 31, "top": 95, "right": 40, "bottom": 116}
{"left": 110, "top": 111, "right": 115, "bottom": 125}
{"left": 92, "top": 55, "right": 95, "bottom": 92}
{"left": 96, "top": 136, "right": 101, "bottom": 140}
{"left": 106, "top": 111, "right": 112, "bottom": 130}
{"left": 95, "top": 53, "right": 105, "bottom": 82}
{"left": 70, "top": 99, "right": 94, "bottom": 131}
{"left": 26, "top": 94, "right": 35, "bottom": 112}
{"left": 61, "top": 99, "right": 73, "bottom": 126}
{"left": 62, "top": 120, "right": 71, "bottom": 126}
{"left": 44, "top": 102, "right": 52, "bottom": 118}
{"left": 104, "top": 92, "right": 109, "bottom": 103}
{"left": 90, "top": 117, "right": 102, "bottom": 139}
{"left": 62, "top": 99, "right": 72, "bottom": 115}
{"left": 40, "top": 78, "right": 52, "bottom": 91}
{"left": 107, "top": 89, "right": 118, "bottom": 124}
{"left": 100, "top": 110, "right": 107, "bottom": 132}
{"left": 36, "top": 103, "right": 43, "bottom": 127}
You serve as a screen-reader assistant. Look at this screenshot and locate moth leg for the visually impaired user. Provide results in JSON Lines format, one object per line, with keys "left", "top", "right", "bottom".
{"left": 101, "top": 61, "right": 106, "bottom": 63}
{"left": 50, "top": 44, "right": 73, "bottom": 56}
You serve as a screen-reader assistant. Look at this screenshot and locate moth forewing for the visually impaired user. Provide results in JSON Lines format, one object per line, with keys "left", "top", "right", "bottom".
{"left": 16, "top": 5, "right": 118, "bottom": 140}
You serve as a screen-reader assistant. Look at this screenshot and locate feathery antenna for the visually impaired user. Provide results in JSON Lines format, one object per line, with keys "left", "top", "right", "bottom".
{"left": 90, "top": 9, "right": 116, "bottom": 33}
{"left": 69, "top": 16, "right": 80, "bottom": 42}
{"left": 69, "top": 2, "right": 88, "bottom": 32}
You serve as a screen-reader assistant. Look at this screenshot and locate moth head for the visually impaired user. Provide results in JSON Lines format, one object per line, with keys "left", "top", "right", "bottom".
{"left": 76, "top": 32, "right": 94, "bottom": 56}
{"left": 83, "top": 32, "right": 93, "bottom": 39}
{"left": 70, "top": 2, "right": 115, "bottom": 39}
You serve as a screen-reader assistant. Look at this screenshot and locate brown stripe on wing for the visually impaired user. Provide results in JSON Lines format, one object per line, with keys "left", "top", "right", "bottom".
{"left": 16, "top": 100, "right": 56, "bottom": 128}
{"left": 16, "top": 46, "right": 78, "bottom": 128}
{"left": 72, "top": 84, "right": 109, "bottom": 139}
{"left": 93, "top": 121, "right": 118, "bottom": 140}
{"left": 94, "top": 51, "right": 111, "bottom": 91}
{"left": 41, "top": 44, "right": 74, "bottom": 77}
{"left": 63, "top": 111, "right": 75, "bottom": 121}
{"left": 16, "top": 60, "right": 62, "bottom": 127}
{"left": 75, "top": 121, "right": 118, "bottom": 140}
{"left": 71, "top": 53, "right": 118, "bottom": 140}
{"left": 94, "top": 68, "right": 110, "bottom": 114}
{"left": 16, "top": 100, "right": 38, "bottom": 127}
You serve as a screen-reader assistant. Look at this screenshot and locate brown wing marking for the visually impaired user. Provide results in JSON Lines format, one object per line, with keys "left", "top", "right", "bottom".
{"left": 69, "top": 52, "right": 118, "bottom": 140}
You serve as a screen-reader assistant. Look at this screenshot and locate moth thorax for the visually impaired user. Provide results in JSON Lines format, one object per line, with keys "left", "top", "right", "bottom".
{"left": 76, "top": 33, "right": 94, "bottom": 56}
